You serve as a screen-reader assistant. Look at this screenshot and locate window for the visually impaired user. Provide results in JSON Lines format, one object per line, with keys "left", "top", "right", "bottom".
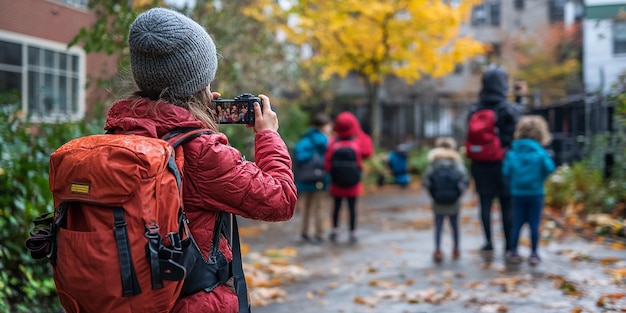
{"left": 549, "top": 0, "right": 565, "bottom": 23}
{"left": 489, "top": 2, "right": 501, "bottom": 26}
{"left": 514, "top": 0, "right": 524, "bottom": 10}
{"left": 615, "top": 21, "right": 626, "bottom": 54}
{"left": 0, "top": 31, "right": 85, "bottom": 122}
{"left": 471, "top": 4, "right": 487, "bottom": 26}
{"left": 471, "top": 2, "right": 500, "bottom": 27}
{"left": 54, "top": 0, "right": 88, "bottom": 9}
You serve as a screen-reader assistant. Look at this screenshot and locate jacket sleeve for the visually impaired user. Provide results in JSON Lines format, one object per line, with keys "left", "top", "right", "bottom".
{"left": 502, "top": 151, "right": 513, "bottom": 182}
{"left": 497, "top": 102, "right": 522, "bottom": 149}
{"left": 357, "top": 131, "right": 374, "bottom": 159}
{"left": 190, "top": 130, "right": 297, "bottom": 222}
{"left": 542, "top": 150, "right": 556, "bottom": 179}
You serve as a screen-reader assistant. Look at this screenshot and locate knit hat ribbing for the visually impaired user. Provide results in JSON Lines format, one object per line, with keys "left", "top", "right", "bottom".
{"left": 129, "top": 8, "right": 217, "bottom": 99}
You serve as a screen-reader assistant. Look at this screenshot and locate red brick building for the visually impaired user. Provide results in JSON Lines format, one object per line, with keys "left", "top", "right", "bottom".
{"left": 0, "top": 0, "right": 118, "bottom": 121}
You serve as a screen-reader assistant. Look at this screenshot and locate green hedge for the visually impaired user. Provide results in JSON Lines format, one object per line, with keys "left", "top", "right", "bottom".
{"left": 0, "top": 104, "right": 103, "bottom": 312}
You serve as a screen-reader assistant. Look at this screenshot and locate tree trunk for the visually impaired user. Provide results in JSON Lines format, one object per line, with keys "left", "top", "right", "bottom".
{"left": 363, "top": 78, "right": 381, "bottom": 148}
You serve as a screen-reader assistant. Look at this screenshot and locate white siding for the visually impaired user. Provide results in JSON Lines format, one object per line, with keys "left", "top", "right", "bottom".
{"left": 583, "top": 19, "right": 626, "bottom": 94}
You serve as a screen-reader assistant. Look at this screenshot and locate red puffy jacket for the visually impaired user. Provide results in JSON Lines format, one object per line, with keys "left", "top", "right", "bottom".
{"left": 104, "top": 99, "right": 297, "bottom": 313}
{"left": 324, "top": 112, "right": 374, "bottom": 198}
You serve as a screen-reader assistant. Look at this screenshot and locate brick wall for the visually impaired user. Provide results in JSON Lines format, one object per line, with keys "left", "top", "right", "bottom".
{"left": 0, "top": 0, "right": 120, "bottom": 118}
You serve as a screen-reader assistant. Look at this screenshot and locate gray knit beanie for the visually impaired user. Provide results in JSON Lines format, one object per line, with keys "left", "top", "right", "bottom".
{"left": 129, "top": 8, "right": 217, "bottom": 99}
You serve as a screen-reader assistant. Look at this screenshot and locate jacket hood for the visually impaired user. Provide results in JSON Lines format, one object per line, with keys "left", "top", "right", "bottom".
{"left": 333, "top": 111, "right": 360, "bottom": 139}
{"left": 104, "top": 99, "right": 205, "bottom": 137}
{"left": 304, "top": 128, "right": 329, "bottom": 151}
{"left": 428, "top": 147, "right": 462, "bottom": 162}
{"left": 511, "top": 138, "right": 544, "bottom": 153}
{"left": 479, "top": 67, "right": 508, "bottom": 104}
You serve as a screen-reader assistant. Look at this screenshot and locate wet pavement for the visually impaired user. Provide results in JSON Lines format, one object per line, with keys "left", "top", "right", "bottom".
{"left": 239, "top": 184, "right": 626, "bottom": 313}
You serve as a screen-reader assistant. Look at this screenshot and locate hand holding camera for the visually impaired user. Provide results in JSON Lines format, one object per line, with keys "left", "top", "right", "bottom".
{"left": 253, "top": 94, "right": 279, "bottom": 133}
{"left": 212, "top": 93, "right": 278, "bottom": 132}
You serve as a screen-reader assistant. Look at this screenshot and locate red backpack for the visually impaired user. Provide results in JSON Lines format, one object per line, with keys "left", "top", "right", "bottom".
{"left": 25, "top": 128, "right": 250, "bottom": 313}
{"left": 465, "top": 109, "right": 504, "bottom": 161}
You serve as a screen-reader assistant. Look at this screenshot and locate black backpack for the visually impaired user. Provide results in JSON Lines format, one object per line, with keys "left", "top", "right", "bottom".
{"left": 428, "top": 164, "right": 463, "bottom": 204}
{"left": 330, "top": 139, "right": 361, "bottom": 187}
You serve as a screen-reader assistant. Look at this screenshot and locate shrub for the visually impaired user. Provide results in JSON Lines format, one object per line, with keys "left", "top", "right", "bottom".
{"left": 0, "top": 104, "right": 103, "bottom": 312}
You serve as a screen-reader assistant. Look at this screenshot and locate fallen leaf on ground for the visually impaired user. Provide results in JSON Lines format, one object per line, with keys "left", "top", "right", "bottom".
{"left": 238, "top": 227, "right": 262, "bottom": 237}
{"left": 596, "top": 292, "right": 625, "bottom": 307}
{"left": 551, "top": 275, "right": 582, "bottom": 297}
{"left": 263, "top": 247, "right": 298, "bottom": 258}
{"left": 571, "top": 306, "right": 583, "bottom": 313}
{"left": 353, "top": 295, "right": 378, "bottom": 307}
{"left": 600, "top": 257, "right": 622, "bottom": 266}
{"left": 611, "top": 242, "right": 626, "bottom": 250}
{"left": 249, "top": 287, "right": 287, "bottom": 307}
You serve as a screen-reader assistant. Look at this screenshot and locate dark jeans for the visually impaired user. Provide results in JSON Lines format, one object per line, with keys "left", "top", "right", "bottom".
{"left": 332, "top": 197, "right": 357, "bottom": 231}
{"left": 434, "top": 214, "right": 459, "bottom": 251}
{"left": 511, "top": 195, "right": 544, "bottom": 254}
{"left": 478, "top": 193, "right": 513, "bottom": 251}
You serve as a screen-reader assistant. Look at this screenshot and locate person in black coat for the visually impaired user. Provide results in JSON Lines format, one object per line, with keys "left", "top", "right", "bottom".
{"left": 467, "top": 66, "right": 522, "bottom": 258}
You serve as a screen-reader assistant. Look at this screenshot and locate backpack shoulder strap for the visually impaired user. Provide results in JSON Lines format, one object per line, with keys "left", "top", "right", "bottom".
{"left": 230, "top": 215, "right": 250, "bottom": 313}
{"left": 163, "top": 127, "right": 214, "bottom": 148}
{"left": 162, "top": 128, "right": 250, "bottom": 312}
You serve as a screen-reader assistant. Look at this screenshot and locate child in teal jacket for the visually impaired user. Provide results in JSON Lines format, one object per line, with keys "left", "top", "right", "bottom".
{"left": 502, "top": 115, "right": 555, "bottom": 265}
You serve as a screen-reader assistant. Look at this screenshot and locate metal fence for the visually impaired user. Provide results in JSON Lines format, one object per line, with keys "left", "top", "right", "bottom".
{"left": 332, "top": 94, "right": 619, "bottom": 165}
{"left": 379, "top": 101, "right": 471, "bottom": 149}
{"left": 527, "top": 96, "right": 617, "bottom": 166}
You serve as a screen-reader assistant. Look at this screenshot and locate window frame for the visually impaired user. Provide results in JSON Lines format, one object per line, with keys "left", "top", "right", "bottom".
{"left": 51, "top": 0, "right": 89, "bottom": 10}
{"left": 614, "top": 20, "right": 626, "bottom": 55}
{"left": 548, "top": 0, "right": 565, "bottom": 23}
{"left": 0, "top": 30, "right": 86, "bottom": 123}
{"left": 471, "top": 1, "right": 501, "bottom": 27}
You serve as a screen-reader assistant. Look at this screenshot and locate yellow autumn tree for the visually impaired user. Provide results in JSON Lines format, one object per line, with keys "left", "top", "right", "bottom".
{"left": 245, "top": 0, "right": 485, "bottom": 145}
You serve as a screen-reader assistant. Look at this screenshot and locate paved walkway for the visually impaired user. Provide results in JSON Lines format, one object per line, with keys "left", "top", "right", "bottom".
{"left": 240, "top": 184, "right": 626, "bottom": 313}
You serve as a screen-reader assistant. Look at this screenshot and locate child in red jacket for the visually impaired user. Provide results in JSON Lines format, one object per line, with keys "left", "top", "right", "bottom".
{"left": 325, "top": 112, "right": 373, "bottom": 243}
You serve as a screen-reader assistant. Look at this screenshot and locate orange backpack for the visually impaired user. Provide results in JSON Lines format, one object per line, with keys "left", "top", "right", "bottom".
{"left": 25, "top": 128, "right": 239, "bottom": 313}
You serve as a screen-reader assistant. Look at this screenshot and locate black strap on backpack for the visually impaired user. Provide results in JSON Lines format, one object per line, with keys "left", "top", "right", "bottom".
{"left": 230, "top": 215, "right": 250, "bottom": 313}
{"left": 163, "top": 128, "right": 250, "bottom": 312}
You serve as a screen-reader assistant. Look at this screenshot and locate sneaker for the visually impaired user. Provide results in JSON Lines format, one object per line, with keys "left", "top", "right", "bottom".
{"left": 301, "top": 234, "right": 311, "bottom": 242}
{"left": 312, "top": 236, "right": 324, "bottom": 244}
{"left": 349, "top": 232, "right": 358, "bottom": 244}
{"left": 452, "top": 249, "right": 461, "bottom": 260}
{"left": 528, "top": 253, "right": 541, "bottom": 265}
{"left": 433, "top": 250, "right": 443, "bottom": 263}
{"left": 329, "top": 232, "right": 337, "bottom": 243}
{"left": 505, "top": 251, "right": 522, "bottom": 263}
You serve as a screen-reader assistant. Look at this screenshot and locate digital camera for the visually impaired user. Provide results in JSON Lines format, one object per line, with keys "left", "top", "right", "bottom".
{"left": 212, "top": 93, "right": 261, "bottom": 125}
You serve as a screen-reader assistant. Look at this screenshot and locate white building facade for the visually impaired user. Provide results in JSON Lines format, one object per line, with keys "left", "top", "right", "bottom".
{"left": 583, "top": 0, "right": 626, "bottom": 94}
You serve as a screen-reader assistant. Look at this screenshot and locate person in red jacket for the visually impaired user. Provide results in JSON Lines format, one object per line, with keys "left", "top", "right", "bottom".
{"left": 324, "top": 112, "right": 374, "bottom": 243}
{"left": 105, "top": 8, "right": 297, "bottom": 313}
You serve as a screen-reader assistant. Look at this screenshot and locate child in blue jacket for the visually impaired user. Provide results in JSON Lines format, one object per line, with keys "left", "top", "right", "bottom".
{"left": 502, "top": 115, "right": 555, "bottom": 265}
